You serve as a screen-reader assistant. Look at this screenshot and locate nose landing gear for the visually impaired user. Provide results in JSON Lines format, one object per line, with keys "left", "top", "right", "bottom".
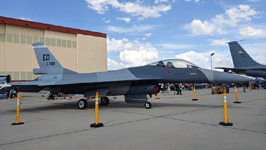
{"left": 144, "top": 102, "right": 152, "bottom": 109}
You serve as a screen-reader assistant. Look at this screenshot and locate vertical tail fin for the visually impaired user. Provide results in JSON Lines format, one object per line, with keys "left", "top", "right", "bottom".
{"left": 32, "top": 43, "right": 64, "bottom": 74}
{"left": 228, "top": 41, "right": 262, "bottom": 68}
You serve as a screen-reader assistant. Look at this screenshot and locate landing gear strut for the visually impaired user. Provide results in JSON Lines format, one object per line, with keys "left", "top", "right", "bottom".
{"left": 77, "top": 99, "right": 87, "bottom": 109}
{"left": 47, "top": 93, "right": 55, "bottom": 100}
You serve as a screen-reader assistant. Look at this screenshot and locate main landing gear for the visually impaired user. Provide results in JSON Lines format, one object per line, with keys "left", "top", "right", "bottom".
{"left": 77, "top": 99, "right": 87, "bottom": 109}
{"left": 77, "top": 97, "right": 110, "bottom": 109}
{"left": 47, "top": 93, "right": 55, "bottom": 100}
{"left": 100, "top": 97, "right": 110, "bottom": 106}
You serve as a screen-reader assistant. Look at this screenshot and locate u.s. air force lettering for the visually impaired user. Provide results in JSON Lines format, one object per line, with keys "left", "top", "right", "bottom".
{"left": 43, "top": 54, "right": 55, "bottom": 66}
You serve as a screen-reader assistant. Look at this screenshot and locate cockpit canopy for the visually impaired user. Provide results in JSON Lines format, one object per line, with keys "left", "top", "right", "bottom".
{"left": 147, "top": 59, "right": 199, "bottom": 68}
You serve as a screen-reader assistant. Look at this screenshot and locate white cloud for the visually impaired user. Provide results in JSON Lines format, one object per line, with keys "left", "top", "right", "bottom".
{"left": 107, "top": 37, "right": 134, "bottom": 52}
{"left": 158, "top": 43, "right": 195, "bottom": 49}
{"left": 239, "top": 27, "right": 266, "bottom": 38}
{"left": 187, "top": 20, "right": 216, "bottom": 35}
{"left": 185, "top": 5, "right": 260, "bottom": 36}
{"left": 175, "top": 50, "right": 233, "bottom": 69}
{"left": 105, "top": 20, "right": 110, "bottom": 23}
{"left": 252, "top": 54, "right": 266, "bottom": 65}
{"left": 116, "top": 17, "right": 131, "bottom": 23}
{"left": 247, "top": 0, "right": 260, "bottom": 2}
{"left": 85, "top": 0, "right": 171, "bottom": 20}
{"left": 155, "top": 0, "right": 168, "bottom": 4}
{"left": 20, "top": 17, "right": 32, "bottom": 21}
{"left": 241, "top": 43, "right": 266, "bottom": 55}
{"left": 107, "top": 58, "right": 126, "bottom": 70}
{"left": 142, "top": 37, "right": 146, "bottom": 40}
{"left": 209, "top": 38, "right": 230, "bottom": 46}
{"left": 107, "top": 24, "right": 155, "bottom": 33}
{"left": 213, "top": 5, "right": 259, "bottom": 27}
{"left": 185, "top": 0, "right": 200, "bottom": 2}
{"left": 145, "top": 33, "right": 152, "bottom": 37}
{"left": 120, "top": 43, "right": 159, "bottom": 67}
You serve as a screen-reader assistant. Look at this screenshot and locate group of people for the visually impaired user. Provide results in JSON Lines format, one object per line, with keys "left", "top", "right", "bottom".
{"left": 161, "top": 83, "right": 182, "bottom": 95}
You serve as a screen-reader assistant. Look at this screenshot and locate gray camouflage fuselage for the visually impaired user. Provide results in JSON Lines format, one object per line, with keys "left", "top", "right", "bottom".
{"left": 5, "top": 43, "right": 251, "bottom": 104}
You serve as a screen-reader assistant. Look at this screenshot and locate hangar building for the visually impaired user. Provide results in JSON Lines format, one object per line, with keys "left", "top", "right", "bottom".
{"left": 0, "top": 16, "right": 107, "bottom": 81}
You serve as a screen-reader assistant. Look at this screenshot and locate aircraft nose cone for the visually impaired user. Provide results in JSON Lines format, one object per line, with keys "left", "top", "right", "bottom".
{"left": 213, "top": 71, "right": 252, "bottom": 83}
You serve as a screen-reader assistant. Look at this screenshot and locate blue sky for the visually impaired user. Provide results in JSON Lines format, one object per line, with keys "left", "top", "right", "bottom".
{"left": 1, "top": 0, "right": 266, "bottom": 70}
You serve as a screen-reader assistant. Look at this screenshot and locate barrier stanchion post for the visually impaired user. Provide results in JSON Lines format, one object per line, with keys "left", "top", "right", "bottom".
{"left": 249, "top": 81, "right": 252, "bottom": 90}
{"left": 69, "top": 94, "right": 71, "bottom": 100}
{"left": 192, "top": 86, "right": 198, "bottom": 101}
{"left": 91, "top": 92, "right": 103, "bottom": 128}
{"left": 234, "top": 85, "right": 241, "bottom": 103}
{"left": 155, "top": 93, "right": 160, "bottom": 99}
{"left": 11, "top": 93, "right": 24, "bottom": 125}
{"left": 219, "top": 89, "right": 233, "bottom": 126}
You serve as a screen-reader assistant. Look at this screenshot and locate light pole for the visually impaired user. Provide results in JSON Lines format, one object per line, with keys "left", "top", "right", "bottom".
{"left": 211, "top": 53, "right": 214, "bottom": 70}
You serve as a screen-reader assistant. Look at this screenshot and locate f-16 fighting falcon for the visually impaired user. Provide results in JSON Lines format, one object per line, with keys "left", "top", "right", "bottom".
{"left": 215, "top": 41, "right": 266, "bottom": 79}
{"left": 0, "top": 43, "right": 251, "bottom": 109}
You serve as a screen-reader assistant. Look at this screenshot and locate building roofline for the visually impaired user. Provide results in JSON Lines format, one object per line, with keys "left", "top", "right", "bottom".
{"left": 0, "top": 16, "right": 106, "bottom": 38}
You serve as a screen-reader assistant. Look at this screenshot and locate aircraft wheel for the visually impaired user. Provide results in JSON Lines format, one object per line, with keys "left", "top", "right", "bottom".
{"left": 101, "top": 97, "right": 110, "bottom": 106}
{"left": 144, "top": 102, "right": 152, "bottom": 109}
{"left": 77, "top": 99, "right": 87, "bottom": 109}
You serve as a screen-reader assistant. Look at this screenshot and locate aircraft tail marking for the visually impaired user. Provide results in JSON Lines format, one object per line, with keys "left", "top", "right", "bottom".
{"left": 32, "top": 43, "right": 76, "bottom": 74}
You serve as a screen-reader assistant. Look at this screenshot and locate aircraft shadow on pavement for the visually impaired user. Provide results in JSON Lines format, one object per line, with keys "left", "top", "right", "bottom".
{"left": 3, "top": 98, "right": 245, "bottom": 114}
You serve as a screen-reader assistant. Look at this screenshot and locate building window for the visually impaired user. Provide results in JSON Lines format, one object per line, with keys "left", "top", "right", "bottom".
{"left": 67, "top": 40, "right": 71, "bottom": 48}
{"left": 51, "top": 38, "right": 56, "bottom": 46}
{"left": 27, "top": 36, "right": 32, "bottom": 44}
{"left": 14, "top": 72, "right": 19, "bottom": 80}
{"left": 39, "top": 37, "right": 44, "bottom": 43}
{"left": 27, "top": 72, "right": 33, "bottom": 80}
{"left": 62, "top": 40, "right": 66, "bottom": 47}
{"left": 0, "top": 34, "right": 4, "bottom": 42}
{"left": 21, "top": 72, "right": 26, "bottom": 80}
{"left": 13, "top": 34, "right": 19, "bottom": 43}
{"left": 33, "top": 37, "right": 38, "bottom": 43}
{"left": 72, "top": 41, "right": 76, "bottom": 48}
{"left": 20, "top": 35, "right": 26, "bottom": 44}
{"left": 57, "top": 39, "right": 61, "bottom": 47}
{"left": 45, "top": 38, "right": 50, "bottom": 46}
{"left": 6, "top": 34, "right": 12, "bottom": 42}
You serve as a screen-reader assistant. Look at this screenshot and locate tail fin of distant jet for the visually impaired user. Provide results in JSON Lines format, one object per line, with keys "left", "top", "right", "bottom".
{"left": 32, "top": 43, "right": 76, "bottom": 75}
{"left": 228, "top": 41, "right": 262, "bottom": 68}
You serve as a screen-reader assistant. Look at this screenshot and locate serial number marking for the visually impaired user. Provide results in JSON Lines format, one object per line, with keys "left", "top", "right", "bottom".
{"left": 46, "top": 62, "right": 55, "bottom": 66}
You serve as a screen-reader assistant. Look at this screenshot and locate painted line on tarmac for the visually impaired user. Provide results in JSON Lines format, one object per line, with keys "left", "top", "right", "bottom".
{"left": 238, "top": 95, "right": 266, "bottom": 98}
{"left": 0, "top": 98, "right": 16, "bottom": 103}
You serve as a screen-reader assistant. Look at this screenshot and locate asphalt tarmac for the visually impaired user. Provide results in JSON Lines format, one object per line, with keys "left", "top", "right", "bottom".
{"left": 0, "top": 88, "right": 265, "bottom": 150}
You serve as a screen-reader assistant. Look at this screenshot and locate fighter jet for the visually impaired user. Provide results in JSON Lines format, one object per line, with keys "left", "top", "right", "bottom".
{"left": 215, "top": 41, "right": 266, "bottom": 79}
{"left": 2, "top": 43, "right": 251, "bottom": 109}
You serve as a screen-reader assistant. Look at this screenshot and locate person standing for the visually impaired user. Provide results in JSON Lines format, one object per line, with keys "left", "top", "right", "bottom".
{"left": 174, "top": 83, "right": 179, "bottom": 95}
